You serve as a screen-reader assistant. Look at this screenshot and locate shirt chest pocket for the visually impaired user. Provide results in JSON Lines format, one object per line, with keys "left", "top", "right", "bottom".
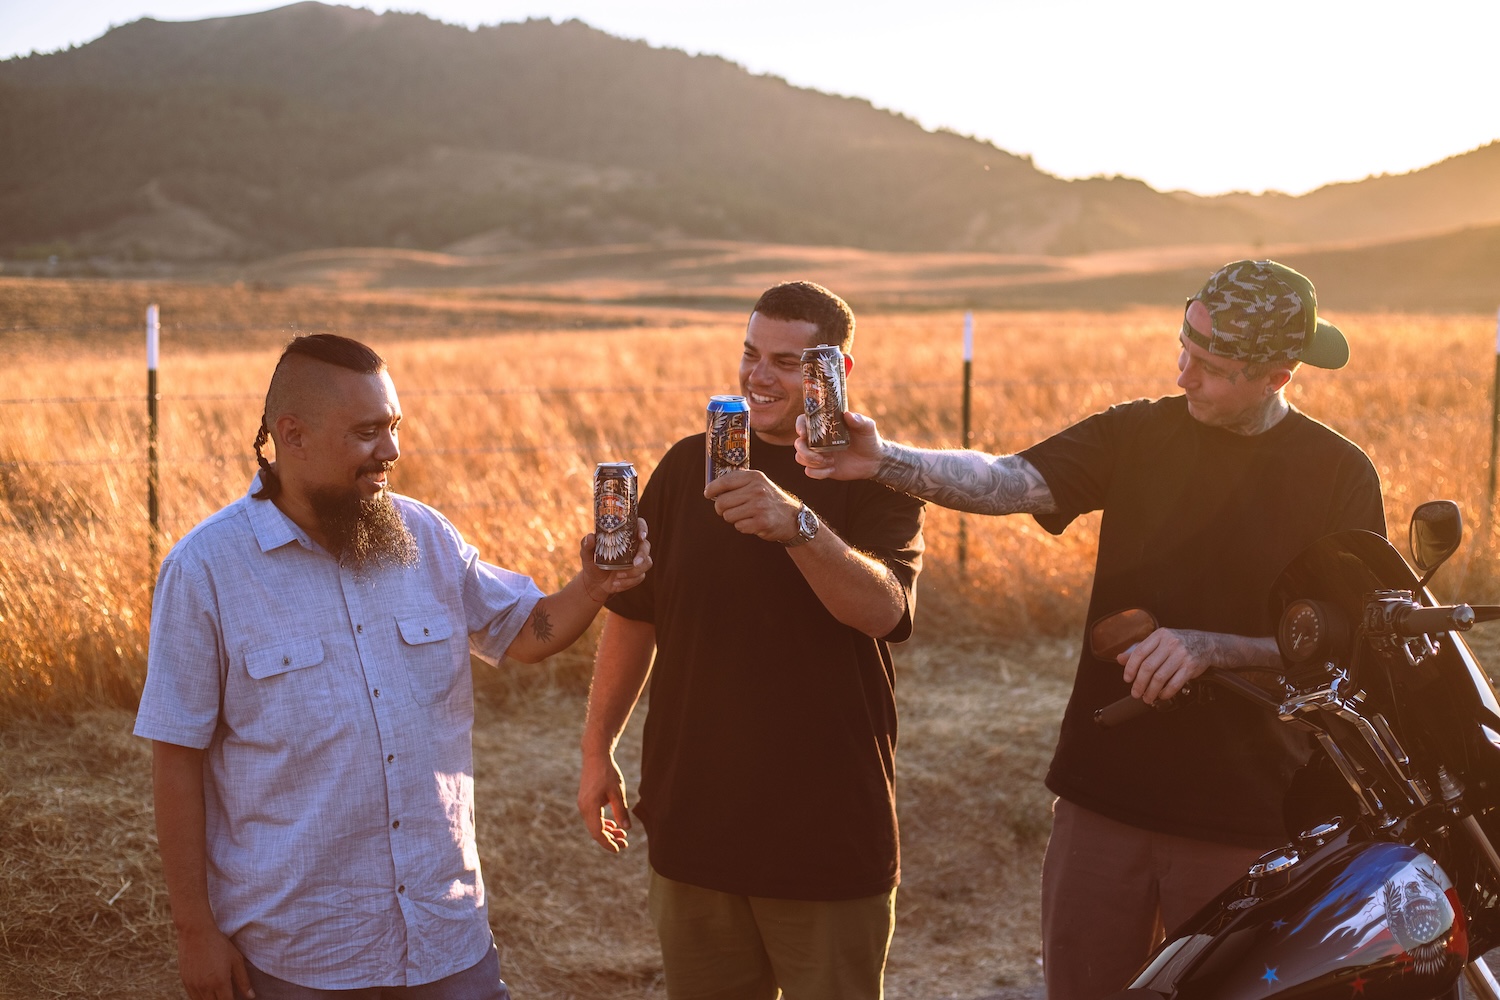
{"left": 236, "top": 637, "right": 332, "bottom": 736}
{"left": 396, "top": 612, "right": 463, "bottom": 705}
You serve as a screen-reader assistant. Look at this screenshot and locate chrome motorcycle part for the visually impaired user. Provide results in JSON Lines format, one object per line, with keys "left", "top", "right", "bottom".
{"left": 1464, "top": 955, "right": 1500, "bottom": 1000}
{"left": 1296, "top": 818, "right": 1344, "bottom": 848}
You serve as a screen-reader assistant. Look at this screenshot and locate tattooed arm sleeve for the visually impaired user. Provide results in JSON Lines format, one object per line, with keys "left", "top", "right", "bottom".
{"left": 873, "top": 443, "right": 1056, "bottom": 516}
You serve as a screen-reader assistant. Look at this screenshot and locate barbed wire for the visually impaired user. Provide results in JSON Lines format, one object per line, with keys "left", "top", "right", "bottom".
{"left": 0, "top": 406, "right": 1476, "bottom": 471}
{"left": 0, "top": 371, "right": 1477, "bottom": 407}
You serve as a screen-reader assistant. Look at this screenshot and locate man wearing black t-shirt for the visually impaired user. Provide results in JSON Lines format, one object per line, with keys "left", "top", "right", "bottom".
{"left": 794, "top": 260, "right": 1385, "bottom": 1000}
{"left": 578, "top": 281, "right": 925, "bottom": 1000}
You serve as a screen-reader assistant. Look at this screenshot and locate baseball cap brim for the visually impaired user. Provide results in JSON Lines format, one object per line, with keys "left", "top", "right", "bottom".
{"left": 1299, "top": 318, "right": 1349, "bottom": 370}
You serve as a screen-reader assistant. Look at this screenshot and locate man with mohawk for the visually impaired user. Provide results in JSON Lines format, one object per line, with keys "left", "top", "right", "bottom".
{"left": 136, "top": 334, "right": 651, "bottom": 1000}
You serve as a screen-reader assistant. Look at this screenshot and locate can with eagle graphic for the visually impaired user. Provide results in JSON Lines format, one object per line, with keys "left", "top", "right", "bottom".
{"left": 801, "top": 345, "right": 850, "bottom": 450}
{"left": 706, "top": 394, "right": 751, "bottom": 485}
{"left": 592, "top": 462, "right": 639, "bottom": 570}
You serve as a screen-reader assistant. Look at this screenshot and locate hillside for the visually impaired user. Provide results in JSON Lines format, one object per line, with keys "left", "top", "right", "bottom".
{"left": 1, "top": 2, "right": 1496, "bottom": 266}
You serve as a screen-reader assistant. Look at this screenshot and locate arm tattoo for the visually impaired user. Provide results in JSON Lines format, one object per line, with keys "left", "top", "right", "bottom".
{"left": 874, "top": 443, "right": 1056, "bottom": 515}
{"left": 528, "top": 605, "right": 555, "bottom": 643}
{"left": 1179, "top": 630, "right": 1217, "bottom": 659}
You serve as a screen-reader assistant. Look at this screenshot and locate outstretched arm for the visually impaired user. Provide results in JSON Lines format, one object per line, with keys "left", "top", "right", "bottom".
{"left": 505, "top": 522, "right": 652, "bottom": 663}
{"left": 872, "top": 441, "right": 1056, "bottom": 516}
{"left": 796, "top": 411, "right": 1055, "bottom": 516}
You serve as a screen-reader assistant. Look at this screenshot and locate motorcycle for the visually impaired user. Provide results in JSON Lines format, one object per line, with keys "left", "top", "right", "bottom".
{"left": 1092, "top": 500, "right": 1500, "bottom": 1000}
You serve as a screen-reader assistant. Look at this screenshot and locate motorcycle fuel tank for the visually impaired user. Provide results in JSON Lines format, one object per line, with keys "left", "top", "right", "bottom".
{"left": 1128, "top": 840, "right": 1467, "bottom": 1000}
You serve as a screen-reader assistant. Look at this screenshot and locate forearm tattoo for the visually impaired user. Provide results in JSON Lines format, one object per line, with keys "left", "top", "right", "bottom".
{"left": 529, "top": 605, "right": 555, "bottom": 643}
{"left": 1179, "top": 630, "right": 1217, "bottom": 660}
{"left": 874, "top": 443, "right": 1056, "bottom": 515}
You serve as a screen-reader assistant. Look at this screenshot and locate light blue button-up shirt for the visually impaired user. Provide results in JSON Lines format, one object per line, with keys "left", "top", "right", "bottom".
{"left": 135, "top": 475, "right": 543, "bottom": 988}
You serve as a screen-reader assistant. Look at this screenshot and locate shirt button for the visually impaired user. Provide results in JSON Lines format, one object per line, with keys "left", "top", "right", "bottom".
{"left": 373, "top": 689, "right": 381, "bottom": 698}
{"left": 397, "top": 885, "right": 405, "bottom": 894}
{"left": 282, "top": 656, "right": 290, "bottom": 666}
{"left": 356, "top": 624, "right": 364, "bottom": 633}
{"left": 423, "top": 627, "right": 430, "bottom": 636}
{"left": 392, "top": 820, "right": 400, "bottom": 829}
{"left": 386, "top": 754, "right": 395, "bottom": 763}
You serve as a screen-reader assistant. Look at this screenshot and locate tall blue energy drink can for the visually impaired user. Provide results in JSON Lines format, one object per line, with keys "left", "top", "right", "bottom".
{"left": 706, "top": 394, "right": 750, "bottom": 486}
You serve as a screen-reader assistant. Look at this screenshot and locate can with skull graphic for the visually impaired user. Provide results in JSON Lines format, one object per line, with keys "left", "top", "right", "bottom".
{"left": 592, "top": 462, "right": 639, "bottom": 570}
{"left": 801, "top": 345, "right": 850, "bottom": 450}
{"left": 706, "top": 394, "right": 751, "bottom": 486}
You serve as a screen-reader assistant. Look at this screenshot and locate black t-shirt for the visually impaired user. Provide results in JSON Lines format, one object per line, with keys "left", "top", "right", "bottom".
{"left": 606, "top": 432, "right": 925, "bottom": 900}
{"left": 1020, "top": 396, "right": 1385, "bottom": 846}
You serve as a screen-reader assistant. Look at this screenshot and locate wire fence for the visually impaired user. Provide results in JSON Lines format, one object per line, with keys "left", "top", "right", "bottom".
{"left": 0, "top": 370, "right": 1481, "bottom": 473}
{"left": 0, "top": 370, "right": 1478, "bottom": 408}
{"left": 7, "top": 300, "right": 1499, "bottom": 564}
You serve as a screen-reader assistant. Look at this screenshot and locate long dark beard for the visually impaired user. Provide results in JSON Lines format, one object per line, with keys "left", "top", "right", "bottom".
{"left": 307, "top": 482, "right": 419, "bottom": 572}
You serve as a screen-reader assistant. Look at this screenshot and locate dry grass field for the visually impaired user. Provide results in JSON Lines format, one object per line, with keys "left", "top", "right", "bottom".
{"left": 3, "top": 273, "right": 1499, "bottom": 999}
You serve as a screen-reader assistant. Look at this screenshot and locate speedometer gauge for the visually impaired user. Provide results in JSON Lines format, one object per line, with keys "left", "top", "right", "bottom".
{"left": 1278, "top": 599, "right": 1344, "bottom": 665}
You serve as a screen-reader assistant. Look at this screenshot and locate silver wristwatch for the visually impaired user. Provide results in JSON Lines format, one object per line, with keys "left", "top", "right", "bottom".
{"left": 784, "top": 503, "right": 819, "bottom": 547}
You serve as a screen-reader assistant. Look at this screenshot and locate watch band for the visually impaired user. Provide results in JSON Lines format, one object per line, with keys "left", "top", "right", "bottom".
{"left": 784, "top": 502, "right": 818, "bottom": 548}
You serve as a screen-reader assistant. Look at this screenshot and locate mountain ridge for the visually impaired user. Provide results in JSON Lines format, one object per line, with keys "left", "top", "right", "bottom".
{"left": 1, "top": 2, "right": 1496, "bottom": 268}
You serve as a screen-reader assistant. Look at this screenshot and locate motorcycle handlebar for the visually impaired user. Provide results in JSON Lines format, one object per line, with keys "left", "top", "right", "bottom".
{"left": 1395, "top": 604, "right": 1475, "bottom": 636}
{"left": 1094, "top": 695, "right": 1155, "bottom": 728}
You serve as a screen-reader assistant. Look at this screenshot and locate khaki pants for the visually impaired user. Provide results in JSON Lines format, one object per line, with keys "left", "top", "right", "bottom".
{"left": 1041, "top": 798, "right": 1266, "bottom": 1000}
{"left": 648, "top": 868, "right": 896, "bottom": 1000}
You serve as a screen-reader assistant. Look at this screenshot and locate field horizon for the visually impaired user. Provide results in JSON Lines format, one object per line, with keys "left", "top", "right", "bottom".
{"left": 12, "top": 229, "right": 1500, "bottom": 315}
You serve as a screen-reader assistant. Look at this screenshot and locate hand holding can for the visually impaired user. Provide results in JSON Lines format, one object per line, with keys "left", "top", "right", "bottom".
{"left": 801, "top": 345, "right": 850, "bottom": 451}
{"left": 706, "top": 394, "right": 751, "bottom": 485}
{"left": 593, "top": 462, "right": 640, "bottom": 570}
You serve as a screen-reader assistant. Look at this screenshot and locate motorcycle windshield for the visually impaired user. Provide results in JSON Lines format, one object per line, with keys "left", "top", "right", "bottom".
{"left": 1266, "top": 529, "right": 1420, "bottom": 624}
{"left": 1268, "top": 528, "right": 1500, "bottom": 758}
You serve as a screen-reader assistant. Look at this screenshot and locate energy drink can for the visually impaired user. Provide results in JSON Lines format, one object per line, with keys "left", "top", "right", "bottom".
{"left": 801, "top": 345, "right": 850, "bottom": 450}
{"left": 706, "top": 394, "right": 750, "bottom": 485}
{"left": 592, "top": 462, "right": 639, "bottom": 570}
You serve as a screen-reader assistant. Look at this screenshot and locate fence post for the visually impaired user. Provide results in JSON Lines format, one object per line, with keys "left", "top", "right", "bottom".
{"left": 958, "top": 311, "right": 974, "bottom": 576}
{"left": 147, "top": 304, "right": 160, "bottom": 573}
{"left": 1490, "top": 307, "right": 1500, "bottom": 517}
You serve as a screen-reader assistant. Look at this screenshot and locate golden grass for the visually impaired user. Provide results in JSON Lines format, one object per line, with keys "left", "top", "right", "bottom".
{"left": 4, "top": 276, "right": 1500, "bottom": 997}
{"left": 4, "top": 290, "right": 1496, "bottom": 717}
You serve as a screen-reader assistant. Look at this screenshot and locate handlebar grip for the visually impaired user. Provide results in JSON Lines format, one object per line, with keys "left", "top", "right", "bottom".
{"left": 1397, "top": 604, "right": 1474, "bottom": 637}
{"left": 1094, "top": 695, "right": 1154, "bottom": 729}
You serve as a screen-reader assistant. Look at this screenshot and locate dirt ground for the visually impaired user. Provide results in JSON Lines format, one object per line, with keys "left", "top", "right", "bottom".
{"left": 0, "top": 634, "right": 1075, "bottom": 1000}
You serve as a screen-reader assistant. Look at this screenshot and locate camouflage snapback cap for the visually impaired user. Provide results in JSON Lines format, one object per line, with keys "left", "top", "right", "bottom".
{"left": 1184, "top": 259, "right": 1349, "bottom": 370}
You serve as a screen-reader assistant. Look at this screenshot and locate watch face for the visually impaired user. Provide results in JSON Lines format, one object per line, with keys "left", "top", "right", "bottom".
{"left": 798, "top": 507, "right": 818, "bottom": 539}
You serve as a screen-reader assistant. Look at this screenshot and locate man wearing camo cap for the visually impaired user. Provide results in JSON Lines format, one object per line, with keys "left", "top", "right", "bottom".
{"left": 795, "top": 259, "right": 1385, "bottom": 1000}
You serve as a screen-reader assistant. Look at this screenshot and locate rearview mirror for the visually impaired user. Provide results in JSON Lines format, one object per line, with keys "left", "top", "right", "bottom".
{"left": 1410, "top": 500, "right": 1462, "bottom": 587}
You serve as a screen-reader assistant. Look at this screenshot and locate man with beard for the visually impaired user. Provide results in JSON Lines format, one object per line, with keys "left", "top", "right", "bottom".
{"left": 794, "top": 260, "right": 1385, "bottom": 1000}
{"left": 135, "top": 334, "right": 651, "bottom": 1000}
{"left": 577, "top": 282, "right": 925, "bottom": 1000}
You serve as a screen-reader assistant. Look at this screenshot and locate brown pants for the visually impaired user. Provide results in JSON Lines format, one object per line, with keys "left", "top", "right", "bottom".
{"left": 648, "top": 868, "right": 896, "bottom": 1000}
{"left": 1040, "top": 798, "right": 1266, "bottom": 1000}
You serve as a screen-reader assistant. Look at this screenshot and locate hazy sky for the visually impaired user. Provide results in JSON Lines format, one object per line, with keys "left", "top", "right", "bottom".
{"left": 4, "top": 0, "right": 1497, "bottom": 196}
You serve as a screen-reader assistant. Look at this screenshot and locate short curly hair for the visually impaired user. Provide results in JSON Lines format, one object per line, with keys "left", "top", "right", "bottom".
{"left": 751, "top": 281, "right": 854, "bottom": 353}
